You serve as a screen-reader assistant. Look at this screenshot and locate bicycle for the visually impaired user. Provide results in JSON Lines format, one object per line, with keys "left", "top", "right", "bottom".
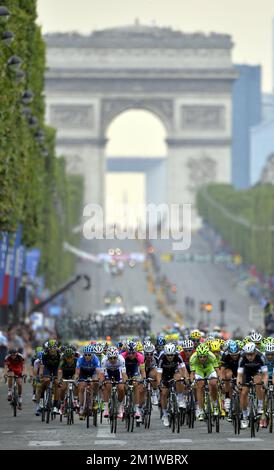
{"left": 82, "top": 378, "right": 100, "bottom": 428}
{"left": 41, "top": 373, "right": 57, "bottom": 424}
{"left": 124, "top": 378, "right": 142, "bottom": 432}
{"left": 228, "top": 378, "right": 241, "bottom": 435}
{"left": 165, "top": 378, "right": 182, "bottom": 433}
{"left": 5, "top": 374, "right": 26, "bottom": 417}
{"left": 265, "top": 381, "right": 274, "bottom": 433}
{"left": 104, "top": 378, "right": 121, "bottom": 434}
{"left": 240, "top": 380, "right": 263, "bottom": 438}
{"left": 181, "top": 380, "right": 195, "bottom": 429}
{"left": 60, "top": 379, "right": 77, "bottom": 425}
{"left": 143, "top": 377, "right": 155, "bottom": 429}
{"left": 195, "top": 377, "right": 220, "bottom": 433}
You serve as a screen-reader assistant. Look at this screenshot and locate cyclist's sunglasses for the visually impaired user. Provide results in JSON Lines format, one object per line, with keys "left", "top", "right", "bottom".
{"left": 198, "top": 355, "right": 208, "bottom": 359}
{"left": 84, "top": 353, "right": 92, "bottom": 357}
{"left": 108, "top": 357, "right": 117, "bottom": 360}
{"left": 166, "top": 354, "right": 175, "bottom": 357}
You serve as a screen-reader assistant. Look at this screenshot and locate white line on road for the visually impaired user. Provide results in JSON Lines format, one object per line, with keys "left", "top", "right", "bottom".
{"left": 96, "top": 428, "right": 116, "bottom": 438}
{"left": 94, "top": 440, "right": 127, "bottom": 446}
{"left": 28, "top": 441, "right": 62, "bottom": 447}
{"left": 160, "top": 439, "right": 193, "bottom": 443}
{"left": 227, "top": 438, "right": 263, "bottom": 442}
{"left": 2, "top": 431, "right": 13, "bottom": 434}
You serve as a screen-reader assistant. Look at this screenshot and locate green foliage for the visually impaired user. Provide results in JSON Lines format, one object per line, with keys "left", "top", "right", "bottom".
{"left": 197, "top": 183, "right": 274, "bottom": 275}
{"left": 0, "top": 1, "right": 84, "bottom": 289}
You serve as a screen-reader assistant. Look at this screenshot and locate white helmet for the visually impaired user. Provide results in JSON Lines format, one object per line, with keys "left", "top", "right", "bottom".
{"left": 164, "top": 343, "right": 176, "bottom": 355}
{"left": 182, "top": 339, "right": 194, "bottom": 350}
{"left": 107, "top": 347, "right": 119, "bottom": 358}
{"left": 249, "top": 332, "right": 262, "bottom": 343}
{"left": 243, "top": 342, "right": 256, "bottom": 354}
{"left": 143, "top": 342, "right": 155, "bottom": 354}
{"left": 94, "top": 343, "right": 104, "bottom": 354}
{"left": 265, "top": 343, "right": 274, "bottom": 354}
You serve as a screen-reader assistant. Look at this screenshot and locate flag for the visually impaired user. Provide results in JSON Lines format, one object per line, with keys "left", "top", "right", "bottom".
{"left": 0, "top": 232, "right": 9, "bottom": 298}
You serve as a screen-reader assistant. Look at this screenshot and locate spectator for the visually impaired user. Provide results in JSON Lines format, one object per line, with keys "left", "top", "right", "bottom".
{"left": 0, "top": 332, "right": 8, "bottom": 378}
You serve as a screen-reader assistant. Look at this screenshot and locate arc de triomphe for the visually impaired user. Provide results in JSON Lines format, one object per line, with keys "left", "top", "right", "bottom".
{"left": 45, "top": 23, "right": 237, "bottom": 227}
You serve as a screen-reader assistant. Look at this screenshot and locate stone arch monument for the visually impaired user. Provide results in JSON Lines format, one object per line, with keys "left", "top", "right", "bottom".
{"left": 45, "top": 23, "right": 237, "bottom": 227}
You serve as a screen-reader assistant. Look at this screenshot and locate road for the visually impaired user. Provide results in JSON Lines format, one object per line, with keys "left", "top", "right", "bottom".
{"left": 0, "top": 232, "right": 265, "bottom": 450}
{"left": 0, "top": 382, "right": 273, "bottom": 450}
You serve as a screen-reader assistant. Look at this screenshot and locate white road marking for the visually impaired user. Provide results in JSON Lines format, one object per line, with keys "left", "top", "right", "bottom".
{"left": 160, "top": 439, "right": 193, "bottom": 443}
{"left": 2, "top": 431, "right": 13, "bottom": 434}
{"left": 28, "top": 441, "right": 61, "bottom": 447}
{"left": 227, "top": 438, "right": 263, "bottom": 442}
{"left": 94, "top": 440, "right": 127, "bottom": 446}
{"left": 96, "top": 428, "right": 116, "bottom": 438}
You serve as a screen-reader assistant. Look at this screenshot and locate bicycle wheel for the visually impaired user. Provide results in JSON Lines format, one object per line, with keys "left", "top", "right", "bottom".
{"left": 67, "top": 392, "right": 74, "bottom": 425}
{"left": 249, "top": 405, "right": 255, "bottom": 438}
{"left": 12, "top": 385, "right": 18, "bottom": 417}
{"left": 269, "top": 394, "right": 273, "bottom": 433}
{"left": 46, "top": 389, "right": 52, "bottom": 424}
{"left": 206, "top": 395, "right": 212, "bottom": 434}
{"left": 215, "top": 414, "right": 220, "bottom": 433}
{"left": 41, "top": 396, "right": 45, "bottom": 422}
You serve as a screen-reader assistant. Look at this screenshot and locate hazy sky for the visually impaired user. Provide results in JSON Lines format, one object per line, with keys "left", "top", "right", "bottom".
{"left": 37, "top": 0, "right": 274, "bottom": 91}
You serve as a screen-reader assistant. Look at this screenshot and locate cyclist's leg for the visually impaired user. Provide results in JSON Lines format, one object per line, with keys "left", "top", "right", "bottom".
{"left": 160, "top": 383, "right": 169, "bottom": 425}
{"left": 102, "top": 380, "right": 111, "bottom": 417}
{"left": 17, "top": 376, "right": 23, "bottom": 407}
{"left": 254, "top": 374, "right": 264, "bottom": 414}
{"left": 195, "top": 375, "right": 205, "bottom": 418}
{"left": 174, "top": 371, "right": 185, "bottom": 407}
{"left": 7, "top": 371, "right": 14, "bottom": 400}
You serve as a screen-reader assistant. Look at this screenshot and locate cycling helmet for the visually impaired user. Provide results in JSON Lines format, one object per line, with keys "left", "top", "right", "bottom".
{"left": 182, "top": 339, "right": 194, "bottom": 350}
{"left": 63, "top": 348, "right": 75, "bottom": 357}
{"left": 35, "top": 346, "right": 43, "bottom": 354}
{"left": 136, "top": 341, "right": 143, "bottom": 352}
{"left": 243, "top": 336, "right": 251, "bottom": 345}
{"left": 227, "top": 341, "right": 240, "bottom": 354}
{"left": 196, "top": 344, "right": 210, "bottom": 356}
{"left": 190, "top": 330, "right": 202, "bottom": 340}
{"left": 143, "top": 342, "right": 155, "bottom": 354}
{"left": 83, "top": 344, "right": 94, "bottom": 354}
{"left": 243, "top": 342, "right": 256, "bottom": 354}
{"left": 164, "top": 343, "right": 176, "bottom": 355}
{"left": 156, "top": 336, "right": 166, "bottom": 347}
{"left": 127, "top": 340, "right": 137, "bottom": 352}
{"left": 107, "top": 347, "right": 119, "bottom": 358}
{"left": 210, "top": 340, "right": 221, "bottom": 353}
{"left": 116, "top": 341, "right": 123, "bottom": 349}
{"left": 249, "top": 332, "right": 263, "bottom": 343}
{"left": 93, "top": 343, "right": 104, "bottom": 355}
{"left": 265, "top": 342, "right": 274, "bottom": 355}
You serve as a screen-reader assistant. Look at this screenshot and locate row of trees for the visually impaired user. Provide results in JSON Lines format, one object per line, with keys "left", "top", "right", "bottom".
{"left": 0, "top": 1, "right": 83, "bottom": 289}
{"left": 197, "top": 183, "right": 274, "bottom": 275}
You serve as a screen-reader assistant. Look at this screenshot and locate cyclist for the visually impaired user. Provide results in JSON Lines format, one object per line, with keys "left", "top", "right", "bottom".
{"left": 189, "top": 329, "right": 203, "bottom": 348}
{"left": 121, "top": 341, "right": 145, "bottom": 420}
{"left": 179, "top": 339, "right": 195, "bottom": 375}
{"left": 189, "top": 344, "right": 219, "bottom": 421}
{"left": 264, "top": 342, "right": 274, "bottom": 385}
{"left": 4, "top": 349, "right": 26, "bottom": 410}
{"left": 37, "top": 340, "right": 61, "bottom": 414}
{"left": 209, "top": 340, "right": 223, "bottom": 374}
{"left": 249, "top": 332, "right": 265, "bottom": 353}
{"left": 93, "top": 343, "right": 106, "bottom": 365}
{"left": 75, "top": 344, "right": 102, "bottom": 419}
{"left": 237, "top": 342, "right": 268, "bottom": 429}
{"left": 220, "top": 340, "right": 241, "bottom": 415}
{"left": 157, "top": 343, "right": 187, "bottom": 427}
{"left": 58, "top": 347, "right": 78, "bottom": 414}
{"left": 30, "top": 346, "right": 43, "bottom": 402}
{"left": 143, "top": 341, "right": 158, "bottom": 405}
{"left": 155, "top": 336, "right": 166, "bottom": 359}
{"left": 101, "top": 346, "right": 127, "bottom": 419}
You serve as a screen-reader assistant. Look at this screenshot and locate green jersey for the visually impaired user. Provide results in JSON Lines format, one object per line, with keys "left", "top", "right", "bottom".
{"left": 190, "top": 351, "right": 219, "bottom": 378}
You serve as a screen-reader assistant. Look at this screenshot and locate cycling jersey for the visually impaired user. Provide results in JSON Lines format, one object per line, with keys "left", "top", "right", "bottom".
{"left": 179, "top": 350, "right": 195, "bottom": 373}
{"left": 221, "top": 352, "right": 240, "bottom": 377}
{"left": 41, "top": 351, "right": 61, "bottom": 369}
{"left": 157, "top": 353, "right": 185, "bottom": 384}
{"left": 121, "top": 352, "right": 144, "bottom": 378}
{"left": 144, "top": 353, "right": 158, "bottom": 371}
{"left": 264, "top": 356, "right": 274, "bottom": 380}
{"left": 59, "top": 356, "right": 78, "bottom": 379}
{"left": 101, "top": 355, "right": 126, "bottom": 382}
{"left": 190, "top": 351, "right": 218, "bottom": 378}
{"left": 76, "top": 354, "right": 101, "bottom": 380}
{"left": 4, "top": 353, "right": 24, "bottom": 376}
{"left": 238, "top": 353, "right": 268, "bottom": 382}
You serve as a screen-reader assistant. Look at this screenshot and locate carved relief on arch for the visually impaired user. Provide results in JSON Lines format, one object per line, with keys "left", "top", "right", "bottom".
{"left": 100, "top": 98, "right": 174, "bottom": 134}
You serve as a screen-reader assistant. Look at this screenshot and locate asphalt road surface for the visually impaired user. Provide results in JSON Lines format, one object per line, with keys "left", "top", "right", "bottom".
{"left": 0, "top": 382, "right": 273, "bottom": 450}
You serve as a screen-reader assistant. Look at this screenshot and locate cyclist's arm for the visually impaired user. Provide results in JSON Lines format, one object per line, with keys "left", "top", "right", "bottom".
{"left": 156, "top": 367, "right": 162, "bottom": 387}
{"left": 140, "top": 364, "right": 146, "bottom": 380}
{"left": 236, "top": 370, "right": 243, "bottom": 387}
{"left": 74, "top": 367, "right": 80, "bottom": 380}
{"left": 57, "top": 367, "right": 63, "bottom": 381}
{"left": 261, "top": 367, "right": 268, "bottom": 387}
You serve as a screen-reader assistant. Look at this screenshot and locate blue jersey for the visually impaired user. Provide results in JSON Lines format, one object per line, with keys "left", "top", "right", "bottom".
{"left": 76, "top": 355, "right": 101, "bottom": 372}
{"left": 265, "top": 357, "right": 274, "bottom": 379}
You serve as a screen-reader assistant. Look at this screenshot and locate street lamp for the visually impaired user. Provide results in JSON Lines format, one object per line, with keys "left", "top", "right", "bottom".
{"left": 0, "top": 6, "right": 11, "bottom": 25}
{"left": 28, "top": 115, "right": 38, "bottom": 127}
{"left": 14, "top": 69, "right": 25, "bottom": 83}
{"left": 2, "top": 31, "right": 14, "bottom": 45}
{"left": 7, "top": 55, "right": 22, "bottom": 70}
{"left": 34, "top": 129, "right": 45, "bottom": 143}
{"left": 22, "top": 90, "right": 33, "bottom": 105}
